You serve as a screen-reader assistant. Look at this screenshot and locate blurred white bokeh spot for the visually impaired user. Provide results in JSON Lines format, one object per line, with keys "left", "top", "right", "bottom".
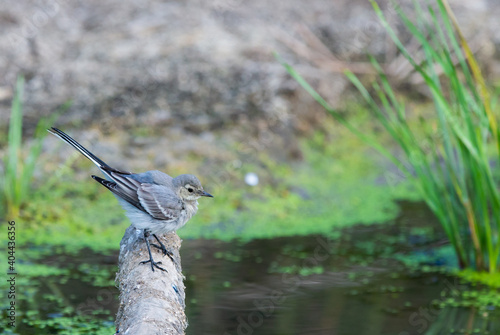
{"left": 244, "top": 172, "right": 259, "bottom": 186}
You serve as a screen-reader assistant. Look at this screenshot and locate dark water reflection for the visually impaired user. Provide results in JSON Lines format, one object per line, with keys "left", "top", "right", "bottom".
{"left": 182, "top": 236, "right": 497, "bottom": 335}
{"left": 11, "top": 202, "right": 500, "bottom": 334}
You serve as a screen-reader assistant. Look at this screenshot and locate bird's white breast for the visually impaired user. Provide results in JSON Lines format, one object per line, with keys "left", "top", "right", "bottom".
{"left": 184, "top": 200, "right": 199, "bottom": 221}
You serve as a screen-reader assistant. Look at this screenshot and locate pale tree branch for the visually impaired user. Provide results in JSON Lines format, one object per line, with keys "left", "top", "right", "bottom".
{"left": 115, "top": 226, "right": 187, "bottom": 335}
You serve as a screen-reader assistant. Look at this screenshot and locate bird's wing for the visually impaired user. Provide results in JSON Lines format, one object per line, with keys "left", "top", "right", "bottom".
{"left": 92, "top": 175, "right": 145, "bottom": 211}
{"left": 93, "top": 171, "right": 183, "bottom": 221}
{"left": 137, "top": 184, "right": 183, "bottom": 221}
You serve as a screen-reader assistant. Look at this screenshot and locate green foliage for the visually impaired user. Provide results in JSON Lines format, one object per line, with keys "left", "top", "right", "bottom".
{"left": 281, "top": 0, "right": 500, "bottom": 272}
{"left": 181, "top": 131, "right": 417, "bottom": 241}
{"left": 1, "top": 76, "right": 70, "bottom": 219}
{"left": 22, "top": 175, "right": 128, "bottom": 252}
{"left": 433, "top": 287, "right": 500, "bottom": 312}
{"left": 393, "top": 245, "right": 459, "bottom": 269}
{"left": 22, "top": 314, "right": 115, "bottom": 335}
{"left": 458, "top": 269, "right": 500, "bottom": 289}
{"left": 19, "top": 119, "right": 416, "bottom": 251}
{"left": 77, "top": 263, "right": 117, "bottom": 287}
{"left": 268, "top": 263, "right": 325, "bottom": 276}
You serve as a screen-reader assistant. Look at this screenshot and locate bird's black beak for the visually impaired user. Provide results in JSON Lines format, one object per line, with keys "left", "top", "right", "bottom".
{"left": 200, "top": 190, "right": 214, "bottom": 198}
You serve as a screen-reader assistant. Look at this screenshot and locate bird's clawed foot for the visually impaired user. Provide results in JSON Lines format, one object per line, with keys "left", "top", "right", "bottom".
{"left": 140, "top": 258, "right": 167, "bottom": 272}
{"left": 141, "top": 231, "right": 168, "bottom": 272}
{"left": 151, "top": 234, "right": 176, "bottom": 264}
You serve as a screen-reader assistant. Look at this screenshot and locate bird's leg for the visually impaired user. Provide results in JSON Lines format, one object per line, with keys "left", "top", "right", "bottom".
{"left": 140, "top": 230, "right": 167, "bottom": 272}
{"left": 151, "top": 234, "right": 176, "bottom": 264}
{"left": 150, "top": 234, "right": 167, "bottom": 254}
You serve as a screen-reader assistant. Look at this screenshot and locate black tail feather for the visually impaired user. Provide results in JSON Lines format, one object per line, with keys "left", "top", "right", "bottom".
{"left": 48, "top": 127, "right": 111, "bottom": 169}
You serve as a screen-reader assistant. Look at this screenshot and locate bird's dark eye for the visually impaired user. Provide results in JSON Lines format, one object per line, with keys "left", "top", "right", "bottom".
{"left": 188, "top": 188, "right": 193, "bottom": 193}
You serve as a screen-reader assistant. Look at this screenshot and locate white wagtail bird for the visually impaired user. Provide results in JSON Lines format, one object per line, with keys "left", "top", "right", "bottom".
{"left": 48, "top": 127, "right": 213, "bottom": 272}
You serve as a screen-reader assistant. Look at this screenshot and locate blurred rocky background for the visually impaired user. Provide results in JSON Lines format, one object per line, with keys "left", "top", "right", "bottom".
{"left": 1, "top": 0, "right": 499, "bottom": 170}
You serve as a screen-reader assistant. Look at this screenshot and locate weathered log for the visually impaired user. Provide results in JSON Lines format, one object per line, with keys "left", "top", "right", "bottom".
{"left": 115, "top": 226, "right": 187, "bottom": 335}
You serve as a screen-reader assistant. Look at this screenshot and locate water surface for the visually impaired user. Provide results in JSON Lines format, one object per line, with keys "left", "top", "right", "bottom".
{"left": 5, "top": 202, "right": 499, "bottom": 335}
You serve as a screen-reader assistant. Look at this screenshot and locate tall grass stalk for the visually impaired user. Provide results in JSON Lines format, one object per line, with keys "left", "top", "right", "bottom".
{"left": 281, "top": 0, "right": 500, "bottom": 272}
{"left": 1, "top": 76, "right": 68, "bottom": 219}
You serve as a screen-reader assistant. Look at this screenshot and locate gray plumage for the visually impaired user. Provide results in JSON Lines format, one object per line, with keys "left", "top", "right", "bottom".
{"left": 48, "top": 127, "right": 213, "bottom": 235}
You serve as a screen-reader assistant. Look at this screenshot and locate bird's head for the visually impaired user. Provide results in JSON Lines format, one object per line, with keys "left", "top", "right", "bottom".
{"left": 173, "top": 174, "right": 213, "bottom": 201}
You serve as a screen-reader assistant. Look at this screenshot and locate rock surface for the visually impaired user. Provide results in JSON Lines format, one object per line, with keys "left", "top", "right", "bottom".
{"left": 1, "top": 0, "right": 499, "bottom": 165}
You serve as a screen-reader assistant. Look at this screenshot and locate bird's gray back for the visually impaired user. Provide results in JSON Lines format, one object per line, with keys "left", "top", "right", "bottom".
{"left": 129, "top": 170, "right": 173, "bottom": 186}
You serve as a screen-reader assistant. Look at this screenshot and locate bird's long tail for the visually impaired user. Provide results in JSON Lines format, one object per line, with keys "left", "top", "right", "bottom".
{"left": 48, "top": 127, "right": 112, "bottom": 170}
